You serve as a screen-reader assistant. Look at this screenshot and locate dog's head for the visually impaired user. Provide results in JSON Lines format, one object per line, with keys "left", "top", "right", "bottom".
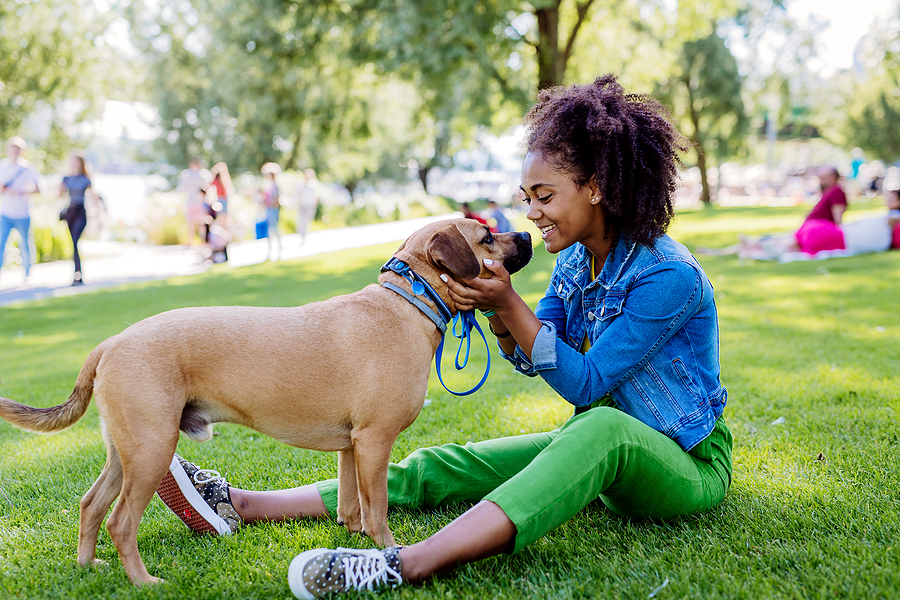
{"left": 394, "top": 218, "right": 532, "bottom": 282}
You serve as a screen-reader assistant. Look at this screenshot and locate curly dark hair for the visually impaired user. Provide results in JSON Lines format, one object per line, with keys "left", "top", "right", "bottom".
{"left": 523, "top": 74, "right": 688, "bottom": 246}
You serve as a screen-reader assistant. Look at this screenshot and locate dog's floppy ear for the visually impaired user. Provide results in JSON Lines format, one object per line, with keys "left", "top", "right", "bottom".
{"left": 428, "top": 224, "right": 481, "bottom": 279}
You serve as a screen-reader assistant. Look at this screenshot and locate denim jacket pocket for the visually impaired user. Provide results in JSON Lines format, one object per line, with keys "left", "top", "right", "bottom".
{"left": 671, "top": 357, "right": 703, "bottom": 402}
{"left": 598, "top": 293, "right": 624, "bottom": 321}
{"left": 551, "top": 274, "right": 578, "bottom": 302}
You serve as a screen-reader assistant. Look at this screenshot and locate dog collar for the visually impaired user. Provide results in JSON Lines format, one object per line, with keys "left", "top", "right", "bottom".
{"left": 380, "top": 257, "right": 491, "bottom": 396}
{"left": 380, "top": 257, "right": 452, "bottom": 334}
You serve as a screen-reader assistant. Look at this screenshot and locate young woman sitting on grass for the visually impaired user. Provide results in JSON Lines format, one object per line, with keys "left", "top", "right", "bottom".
{"left": 157, "top": 75, "right": 733, "bottom": 599}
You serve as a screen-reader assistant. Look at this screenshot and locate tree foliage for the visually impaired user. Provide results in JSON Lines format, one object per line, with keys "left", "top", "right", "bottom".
{"left": 657, "top": 30, "right": 748, "bottom": 204}
{"left": 844, "top": 3, "right": 900, "bottom": 163}
{"left": 0, "top": 0, "right": 122, "bottom": 167}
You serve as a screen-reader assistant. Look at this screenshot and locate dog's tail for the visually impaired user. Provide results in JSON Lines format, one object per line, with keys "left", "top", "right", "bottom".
{"left": 0, "top": 343, "right": 104, "bottom": 434}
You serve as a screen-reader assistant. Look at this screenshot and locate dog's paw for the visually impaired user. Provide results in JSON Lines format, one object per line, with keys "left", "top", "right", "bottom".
{"left": 79, "top": 557, "right": 108, "bottom": 568}
{"left": 336, "top": 512, "right": 363, "bottom": 533}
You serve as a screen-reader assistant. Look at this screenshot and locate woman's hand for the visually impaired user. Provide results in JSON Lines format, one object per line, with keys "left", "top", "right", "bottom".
{"left": 441, "top": 258, "right": 542, "bottom": 358}
{"left": 440, "top": 259, "right": 514, "bottom": 314}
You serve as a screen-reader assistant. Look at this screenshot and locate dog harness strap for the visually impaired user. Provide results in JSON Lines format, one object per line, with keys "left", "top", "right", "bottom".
{"left": 381, "top": 282, "right": 448, "bottom": 334}
{"left": 381, "top": 258, "right": 453, "bottom": 324}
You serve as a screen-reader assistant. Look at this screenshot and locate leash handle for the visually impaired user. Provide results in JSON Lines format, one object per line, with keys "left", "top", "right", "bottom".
{"left": 435, "top": 311, "right": 491, "bottom": 396}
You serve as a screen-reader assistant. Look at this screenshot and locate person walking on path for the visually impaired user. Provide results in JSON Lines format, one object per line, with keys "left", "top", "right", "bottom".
{"left": 259, "top": 162, "right": 282, "bottom": 261}
{"left": 59, "top": 150, "right": 93, "bottom": 286}
{"left": 156, "top": 75, "right": 732, "bottom": 599}
{"left": 0, "top": 136, "right": 42, "bottom": 283}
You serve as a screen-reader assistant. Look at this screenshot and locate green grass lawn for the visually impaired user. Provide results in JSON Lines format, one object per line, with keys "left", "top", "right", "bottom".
{"left": 1, "top": 201, "right": 899, "bottom": 599}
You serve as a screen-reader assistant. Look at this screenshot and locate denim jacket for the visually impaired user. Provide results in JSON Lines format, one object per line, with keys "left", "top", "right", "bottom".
{"left": 502, "top": 235, "right": 727, "bottom": 451}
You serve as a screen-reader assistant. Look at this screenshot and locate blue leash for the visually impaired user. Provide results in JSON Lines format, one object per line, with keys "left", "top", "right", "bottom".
{"left": 435, "top": 311, "right": 491, "bottom": 396}
{"left": 380, "top": 258, "right": 491, "bottom": 396}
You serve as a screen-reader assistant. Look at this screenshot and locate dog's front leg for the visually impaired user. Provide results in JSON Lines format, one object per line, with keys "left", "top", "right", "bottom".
{"left": 351, "top": 431, "right": 395, "bottom": 547}
{"left": 336, "top": 449, "right": 363, "bottom": 534}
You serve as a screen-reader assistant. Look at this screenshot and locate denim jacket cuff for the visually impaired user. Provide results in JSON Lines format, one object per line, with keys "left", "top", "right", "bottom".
{"left": 500, "top": 321, "right": 558, "bottom": 375}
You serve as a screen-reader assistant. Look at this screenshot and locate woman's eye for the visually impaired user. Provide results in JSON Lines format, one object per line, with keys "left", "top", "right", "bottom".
{"left": 538, "top": 194, "right": 552, "bottom": 203}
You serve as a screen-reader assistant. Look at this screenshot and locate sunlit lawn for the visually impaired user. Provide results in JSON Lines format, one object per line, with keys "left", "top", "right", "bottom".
{"left": 1, "top": 200, "right": 899, "bottom": 599}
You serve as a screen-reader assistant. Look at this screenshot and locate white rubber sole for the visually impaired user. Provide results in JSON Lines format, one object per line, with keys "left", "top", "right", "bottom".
{"left": 157, "top": 455, "right": 232, "bottom": 536}
{"left": 288, "top": 549, "right": 331, "bottom": 600}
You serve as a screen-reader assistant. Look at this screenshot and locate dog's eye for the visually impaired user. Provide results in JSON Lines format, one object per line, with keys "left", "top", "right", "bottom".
{"left": 482, "top": 232, "right": 494, "bottom": 244}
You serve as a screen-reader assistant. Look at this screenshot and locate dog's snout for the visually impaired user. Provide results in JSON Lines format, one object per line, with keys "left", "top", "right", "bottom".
{"left": 503, "top": 231, "right": 533, "bottom": 275}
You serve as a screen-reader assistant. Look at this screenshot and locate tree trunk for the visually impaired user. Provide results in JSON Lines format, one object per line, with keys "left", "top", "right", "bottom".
{"left": 343, "top": 180, "right": 357, "bottom": 201}
{"left": 686, "top": 84, "right": 712, "bottom": 204}
{"left": 694, "top": 139, "right": 711, "bottom": 204}
{"left": 534, "top": 1, "right": 564, "bottom": 89}
{"left": 417, "top": 165, "right": 431, "bottom": 194}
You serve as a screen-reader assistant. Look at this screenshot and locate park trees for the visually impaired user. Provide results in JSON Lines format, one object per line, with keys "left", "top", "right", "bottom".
{"left": 0, "top": 0, "right": 124, "bottom": 167}
{"left": 112, "top": 0, "right": 824, "bottom": 202}
{"left": 844, "top": 3, "right": 900, "bottom": 163}
{"left": 656, "top": 31, "right": 748, "bottom": 204}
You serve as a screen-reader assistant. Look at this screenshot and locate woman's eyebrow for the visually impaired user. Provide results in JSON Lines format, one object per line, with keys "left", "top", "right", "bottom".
{"left": 520, "top": 183, "right": 551, "bottom": 194}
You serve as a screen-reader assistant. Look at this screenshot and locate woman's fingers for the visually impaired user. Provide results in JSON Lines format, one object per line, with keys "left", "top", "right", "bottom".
{"left": 439, "top": 259, "right": 513, "bottom": 312}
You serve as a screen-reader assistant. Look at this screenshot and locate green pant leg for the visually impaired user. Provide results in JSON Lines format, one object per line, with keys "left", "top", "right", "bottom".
{"left": 485, "top": 407, "right": 731, "bottom": 553}
{"left": 316, "top": 430, "right": 558, "bottom": 515}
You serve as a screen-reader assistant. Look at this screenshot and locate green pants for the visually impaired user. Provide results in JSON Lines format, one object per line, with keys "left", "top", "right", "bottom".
{"left": 317, "top": 407, "right": 732, "bottom": 553}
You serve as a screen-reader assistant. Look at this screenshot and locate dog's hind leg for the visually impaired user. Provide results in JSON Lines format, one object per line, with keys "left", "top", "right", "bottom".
{"left": 78, "top": 433, "right": 123, "bottom": 568}
{"left": 351, "top": 429, "right": 396, "bottom": 547}
{"left": 336, "top": 448, "right": 363, "bottom": 534}
{"left": 101, "top": 413, "right": 180, "bottom": 586}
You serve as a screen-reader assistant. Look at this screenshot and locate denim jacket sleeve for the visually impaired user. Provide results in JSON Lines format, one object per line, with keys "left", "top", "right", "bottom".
{"left": 501, "top": 259, "right": 705, "bottom": 407}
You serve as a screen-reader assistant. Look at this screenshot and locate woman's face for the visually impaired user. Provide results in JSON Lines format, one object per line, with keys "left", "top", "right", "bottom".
{"left": 520, "top": 151, "right": 606, "bottom": 255}
{"left": 70, "top": 155, "right": 83, "bottom": 174}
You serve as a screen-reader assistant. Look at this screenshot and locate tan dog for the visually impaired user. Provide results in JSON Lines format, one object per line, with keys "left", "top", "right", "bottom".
{"left": 0, "top": 218, "right": 531, "bottom": 585}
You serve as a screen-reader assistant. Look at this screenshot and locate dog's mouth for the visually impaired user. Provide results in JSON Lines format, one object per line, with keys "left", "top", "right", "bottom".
{"left": 502, "top": 231, "right": 533, "bottom": 275}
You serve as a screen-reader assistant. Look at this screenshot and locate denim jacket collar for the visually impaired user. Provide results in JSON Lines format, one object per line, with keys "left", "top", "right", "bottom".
{"left": 557, "top": 238, "right": 638, "bottom": 292}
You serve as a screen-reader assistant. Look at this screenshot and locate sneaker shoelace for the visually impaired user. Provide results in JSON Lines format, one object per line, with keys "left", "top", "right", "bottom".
{"left": 338, "top": 548, "right": 402, "bottom": 591}
{"left": 193, "top": 468, "right": 227, "bottom": 488}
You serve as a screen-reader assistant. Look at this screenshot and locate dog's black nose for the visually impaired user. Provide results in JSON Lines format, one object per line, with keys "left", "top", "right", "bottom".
{"left": 504, "top": 231, "right": 533, "bottom": 275}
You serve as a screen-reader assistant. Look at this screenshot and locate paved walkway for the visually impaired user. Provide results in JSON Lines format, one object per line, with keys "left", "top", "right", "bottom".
{"left": 0, "top": 214, "right": 460, "bottom": 307}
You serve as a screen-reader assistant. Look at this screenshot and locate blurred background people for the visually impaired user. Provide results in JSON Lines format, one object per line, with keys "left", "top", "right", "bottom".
{"left": 295, "top": 168, "right": 319, "bottom": 245}
{"left": 460, "top": 201, "right": 488, "bottom": 226}
{"left": 260, "top": 162, "right": 282, "bottom": 261}
{"left": 178, "top": 158, "right": 211, "bottom": 243}
{"left": 59, "top": 150, "right": 93, "bottom": 286}
{"left": 209, "top": 162, "right": 233, "bottom": 225}
{"left": 0, "top": 136, "right": 41, "bottom": 283}
{"left": 886, "top": 188, "right": 900, "bottom": 249}
{"left": 793, "top": 166, "right": 847, "bottom": 255}
{"left": 486, "top": 199, "right": 513, "bottom": 233}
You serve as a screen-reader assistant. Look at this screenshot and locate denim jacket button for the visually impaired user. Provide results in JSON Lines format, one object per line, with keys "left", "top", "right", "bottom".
{"left": 587, "top": 311, "right": 595, "bottom": 320}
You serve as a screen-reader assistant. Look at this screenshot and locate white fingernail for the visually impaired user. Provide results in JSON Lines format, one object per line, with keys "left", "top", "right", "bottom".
{"left": 484, "top": 259, "right": 493, "bottom": 265}
{"left": 440, "top": 274, "right": 448, "bottom": 282}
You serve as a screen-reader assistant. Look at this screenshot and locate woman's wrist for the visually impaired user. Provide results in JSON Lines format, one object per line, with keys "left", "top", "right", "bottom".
{"left": 489, "top": 323, "right": 512, "bottom": 338}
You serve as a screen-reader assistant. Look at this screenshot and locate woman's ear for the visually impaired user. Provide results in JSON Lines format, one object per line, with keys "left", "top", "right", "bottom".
{"left": 428, "top": 224, "right": 481, "bottom": 279}
{"left": 589, "top": 175, "right": 602, "bottom": 204}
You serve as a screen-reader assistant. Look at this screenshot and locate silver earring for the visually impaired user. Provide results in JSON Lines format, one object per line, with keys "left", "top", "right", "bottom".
{"left": 591, "top": 197, "right": 599, "bottom": 204}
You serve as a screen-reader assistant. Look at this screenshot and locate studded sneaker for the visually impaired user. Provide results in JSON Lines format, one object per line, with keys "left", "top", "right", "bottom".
{"left": 287, "top": 546, "right": 403, "bottom": 599}
{"left": 156, "top": 454, "right": 243, "bottom": 535}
